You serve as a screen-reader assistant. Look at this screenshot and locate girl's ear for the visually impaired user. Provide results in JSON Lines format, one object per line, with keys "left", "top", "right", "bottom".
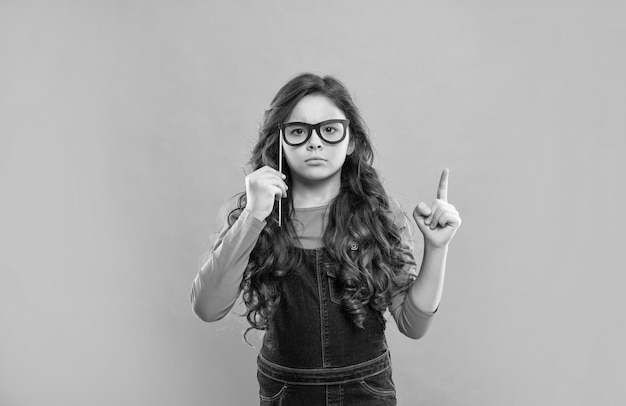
{"left": 347, "top": 130, "right": 356, "bottom": 156}
{"left": 347, "top": 142, "right": 355, "bottom": 156}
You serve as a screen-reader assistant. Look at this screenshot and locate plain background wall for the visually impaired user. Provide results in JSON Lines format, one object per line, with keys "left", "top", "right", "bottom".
{"left": 1, "top": 1, "right": 624, "bottom": 405}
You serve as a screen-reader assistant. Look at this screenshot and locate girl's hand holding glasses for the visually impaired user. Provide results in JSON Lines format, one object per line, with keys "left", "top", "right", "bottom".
{"left": 412, "top": 169, "right": 462, "bottom": 249}
{"left": 244, "top": 166, "right": 288, "bottom": 221}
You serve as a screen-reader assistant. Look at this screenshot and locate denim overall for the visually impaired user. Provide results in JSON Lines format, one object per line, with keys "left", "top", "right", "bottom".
{"left": 257, "top": 247, "right": 397, "bottom": 406}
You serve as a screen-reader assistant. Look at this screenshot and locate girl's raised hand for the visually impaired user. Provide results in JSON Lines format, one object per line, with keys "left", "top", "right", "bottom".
{"left": 412, "top": 169, "right": 462, "bottom": 248}
{"left": 244, "top": 166, "right": 288, "bottom": 221}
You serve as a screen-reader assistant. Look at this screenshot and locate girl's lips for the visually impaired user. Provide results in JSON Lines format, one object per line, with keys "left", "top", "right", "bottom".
{"left": 305, "top": 157, "right": 326, "bottom": 162}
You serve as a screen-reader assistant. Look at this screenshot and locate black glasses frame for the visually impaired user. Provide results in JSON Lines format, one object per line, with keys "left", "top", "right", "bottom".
{"left": 278, "top": 119, "right": 350, "bottom": 146}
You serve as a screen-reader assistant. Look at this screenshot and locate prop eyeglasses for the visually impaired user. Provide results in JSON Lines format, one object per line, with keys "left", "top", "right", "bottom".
{"left": 278, "top": 119, "right": 350, "bottom": 146}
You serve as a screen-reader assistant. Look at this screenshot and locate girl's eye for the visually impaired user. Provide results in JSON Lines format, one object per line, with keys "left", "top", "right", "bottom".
{"left": 323, "top": 126, "right": 337, "bottom": 134}
{"left": 290, "top": 128, "right": 304, "bottom": 136}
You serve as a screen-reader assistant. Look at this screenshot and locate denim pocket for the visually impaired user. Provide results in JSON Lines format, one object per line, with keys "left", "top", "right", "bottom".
{"left": 325, "top": 264, "right": 343, "bottom": 306}
{"left": 359, "top": 368, "right": 396, "bottom": 399}
{"left": 258, "top": 371, "right": 287, "bottom": 404}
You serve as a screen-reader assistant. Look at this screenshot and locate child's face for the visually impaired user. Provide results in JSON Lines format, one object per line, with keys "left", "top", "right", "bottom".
{"left": 282, "top": 94, "right": 354, "bottom": 187}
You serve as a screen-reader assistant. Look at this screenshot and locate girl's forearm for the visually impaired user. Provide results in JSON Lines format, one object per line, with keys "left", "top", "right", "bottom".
{"left": 190, "top": 209, "right": 265, "bottom": 322}
{"left": 410, "top": 243, "right": 448, "bottom": 314}
{"left": 191, "top": 255, "right": 242, "bottom": 322}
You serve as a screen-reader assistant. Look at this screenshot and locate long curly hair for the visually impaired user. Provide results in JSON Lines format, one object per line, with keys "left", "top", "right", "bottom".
{"left": 229, "top": 73, "right": 414, "bottom": 336}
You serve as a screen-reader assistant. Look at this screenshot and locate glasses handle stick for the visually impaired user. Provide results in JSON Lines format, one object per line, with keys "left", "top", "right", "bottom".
{"left": 278, "top": 129, "right": 283, "bottom": 228}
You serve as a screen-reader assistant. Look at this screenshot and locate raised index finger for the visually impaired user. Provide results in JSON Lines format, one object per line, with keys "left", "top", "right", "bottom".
{"left": 437, "top": 168, "right": 449, "bottom": 201}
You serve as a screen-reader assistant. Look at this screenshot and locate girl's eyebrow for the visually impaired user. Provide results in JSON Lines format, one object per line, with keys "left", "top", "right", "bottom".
{"left": 286, "top": 116, "right": 346, "bottom": 124}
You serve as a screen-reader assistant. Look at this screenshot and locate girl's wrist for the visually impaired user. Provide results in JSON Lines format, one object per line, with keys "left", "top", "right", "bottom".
{"left": 424, "top": 241, "right": 449, "bottom": 254}
{"left": 244, "top": 207, "right": 267, "bottom": 222}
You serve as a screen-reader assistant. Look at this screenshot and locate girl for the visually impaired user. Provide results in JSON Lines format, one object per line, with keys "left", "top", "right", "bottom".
{"left": 191, "top": 73, "right": 462, "bottom": 405}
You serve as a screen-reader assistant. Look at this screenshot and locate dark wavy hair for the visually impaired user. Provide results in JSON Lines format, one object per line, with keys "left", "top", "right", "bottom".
{"left": 229, "top": 73, "right": 414, "bottom": 337}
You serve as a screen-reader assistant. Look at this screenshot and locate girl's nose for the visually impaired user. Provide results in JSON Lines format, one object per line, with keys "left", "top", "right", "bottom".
{"left": 306, "top": 130, "right": 323, "bottom": 150}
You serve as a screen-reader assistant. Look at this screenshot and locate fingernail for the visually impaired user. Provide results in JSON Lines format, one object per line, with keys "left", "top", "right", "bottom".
{"left": 425, "top": 219, "right": 430, "bottom": 225}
